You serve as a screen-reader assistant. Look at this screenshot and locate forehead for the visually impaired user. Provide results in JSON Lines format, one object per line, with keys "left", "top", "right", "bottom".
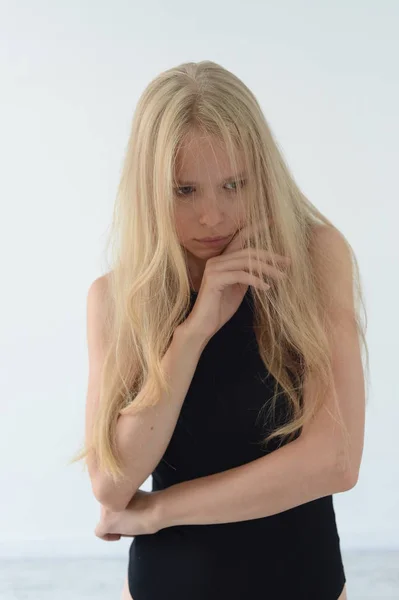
{"left": 174, "top": 130, "right": 245, "bottom": 183}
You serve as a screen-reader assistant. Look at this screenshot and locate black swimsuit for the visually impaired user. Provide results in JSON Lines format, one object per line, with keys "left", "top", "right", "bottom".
{"left": 128, "top": 288, "right": 346, "bottom": 599}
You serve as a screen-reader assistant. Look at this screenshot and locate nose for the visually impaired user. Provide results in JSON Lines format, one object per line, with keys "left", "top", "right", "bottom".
{"left": 197, "top": 198, "right": 225, "bottom": 228}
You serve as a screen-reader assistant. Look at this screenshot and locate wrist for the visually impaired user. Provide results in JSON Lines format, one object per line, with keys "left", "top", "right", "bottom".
{"left": 150, "top": 489, "right": 169, "bottom": 533}
{"left": 174, "top": 320, "right": 211, "bottom": 354}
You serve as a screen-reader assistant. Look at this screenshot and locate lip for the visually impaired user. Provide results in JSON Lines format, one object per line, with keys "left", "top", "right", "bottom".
{"left": 196, "top": 234, "right": 232, "bottom": 243}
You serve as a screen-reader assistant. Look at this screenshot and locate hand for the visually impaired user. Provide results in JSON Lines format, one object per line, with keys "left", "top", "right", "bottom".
{"left": 181, "top": 223, "right": 291, "bottom": 342}
{"left": 94, "top": 490, "right": 160, "bottom": 542}
{"left": 94, "top": 504, "right": 122, "bottom": 541}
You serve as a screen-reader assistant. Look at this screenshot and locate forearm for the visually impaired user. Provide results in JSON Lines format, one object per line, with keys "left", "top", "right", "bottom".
{"left": 156, "top": 436, "right": 350, "bottom": 529}
{"left": 95, "top": 325, "right": 208, "bottom": 511}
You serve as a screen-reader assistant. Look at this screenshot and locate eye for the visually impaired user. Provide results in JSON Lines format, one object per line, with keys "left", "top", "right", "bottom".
{"left": 174, "top": 179, "right": 247, "bottom": 198}
{"left": 225, "top": 179, "right": 246, "bottom": 191}
{"left": 175, "top": 185, "right": 195, "bottom": 197}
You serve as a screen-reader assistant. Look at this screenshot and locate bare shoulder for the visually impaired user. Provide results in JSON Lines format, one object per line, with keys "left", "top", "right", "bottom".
{"left": 88, "top": 272, "right": 112, "bottom": 300}
{"left": 308, "top": 224, "right": 354, "bottom": 315}
{"left": 87, "top": 272, "right": 113, "bottom": 313}
{"left": 308, "top": 223, "right": 349, "bottom": 258}
{"left": 86, "top": 272, "right": 114, "bottom": 343}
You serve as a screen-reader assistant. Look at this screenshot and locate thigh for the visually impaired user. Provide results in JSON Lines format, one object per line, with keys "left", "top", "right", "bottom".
{"left": 121, "top": 574, "right": 134, "bottom": 600}
{"left": 337, "top": 583, "right": 347, "bottom": 600}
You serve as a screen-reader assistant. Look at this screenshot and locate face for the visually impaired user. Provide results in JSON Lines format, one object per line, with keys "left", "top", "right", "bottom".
{"left": 173, "top": 129, "right": 247, "bottom": 286}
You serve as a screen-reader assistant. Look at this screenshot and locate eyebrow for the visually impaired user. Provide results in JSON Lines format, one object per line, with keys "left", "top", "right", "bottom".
{"left": 175, "top": 171, "right": 247, "bottom": 185}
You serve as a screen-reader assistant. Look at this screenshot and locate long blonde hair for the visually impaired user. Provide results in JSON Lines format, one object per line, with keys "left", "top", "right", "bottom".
{"left": 70, "top": 60, "right": 369, "bottom": 483}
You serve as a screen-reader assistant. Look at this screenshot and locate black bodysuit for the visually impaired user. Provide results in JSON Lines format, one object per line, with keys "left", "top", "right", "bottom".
{"left": 128, "top": 287, "right": 346, "bottom": 599}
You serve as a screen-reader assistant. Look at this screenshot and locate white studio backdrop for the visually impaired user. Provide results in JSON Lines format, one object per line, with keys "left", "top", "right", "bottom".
{"left": 0, "top": 0, "right": 397, "bottom": 558}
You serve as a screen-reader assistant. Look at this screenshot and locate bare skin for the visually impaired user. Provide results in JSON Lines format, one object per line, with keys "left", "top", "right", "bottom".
{"left": 121, "top": 575, "right": 132, "bottom": 600}
{"left": 116, "top": 129, "right": 349, "bottom": 600}
{"left": 173, "top": 127, "right": 249, "bottom": 284}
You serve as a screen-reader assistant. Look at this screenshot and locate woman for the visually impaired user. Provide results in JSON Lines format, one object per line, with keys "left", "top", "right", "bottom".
{"left": 73, "top": 61, "right": 367, "bottom": 599}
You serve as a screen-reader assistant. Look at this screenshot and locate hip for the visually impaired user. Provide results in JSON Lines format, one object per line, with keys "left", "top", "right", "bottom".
{"left": 122, "top": 575, "right": 347, "bottom": 600}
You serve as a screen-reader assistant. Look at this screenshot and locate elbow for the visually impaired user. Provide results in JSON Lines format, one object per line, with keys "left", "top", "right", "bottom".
{"left": 335, "top": 468, "right": 358, "bottom": 493}
{"left": 98, "top": 496, "right": 130, "bottom": 512}
{"left": 92, "top": 478, "right": 136, "bottom": 512}
{"left": 331, "top": 449, "right": 360, "bottom": 492}
{"left": 339, "top": 465, "right": 359, "bottom": 491}
{"left": 86, "top": 451, "right": 139, "bottom": 511}
{"left": 91, "top": 479, "right": 109, "bottom": 507}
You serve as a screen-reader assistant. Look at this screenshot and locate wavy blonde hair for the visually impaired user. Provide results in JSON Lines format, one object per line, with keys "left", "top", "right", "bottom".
{"left": 70, "top": 60, "right": 369, "bottom": 483}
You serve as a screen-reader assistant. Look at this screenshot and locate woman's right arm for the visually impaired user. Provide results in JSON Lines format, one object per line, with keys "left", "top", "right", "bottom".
{"left": 85, "top": 275, "right": 208, "bottom": 512}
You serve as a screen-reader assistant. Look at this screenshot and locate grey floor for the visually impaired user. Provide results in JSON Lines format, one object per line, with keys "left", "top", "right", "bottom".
{"left": 1, "top": 550, "right": 398, "bottom": 599}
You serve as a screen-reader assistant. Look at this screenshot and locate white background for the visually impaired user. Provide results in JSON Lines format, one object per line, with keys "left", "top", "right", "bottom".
{"left": 1, "top": 0, "right": 397, "bottom": 558}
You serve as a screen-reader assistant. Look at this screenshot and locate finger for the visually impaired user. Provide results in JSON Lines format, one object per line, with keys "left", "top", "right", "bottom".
{"left": 105, "top": 534, "right": 121, "bottom": 541}
{"left": 233, "top": 221, "right": 268, "bottom": 245}
{"left": 212, "top": 255, "right": 288, "bottom": 280}
{"left": 217, "top": 248, "right": 291, "bottom": 267}
{"left": 213, "top": 270, "right": 271, "bottom": 291}
{"left": 224, "top": 224, "right": 290, "bottom": 259}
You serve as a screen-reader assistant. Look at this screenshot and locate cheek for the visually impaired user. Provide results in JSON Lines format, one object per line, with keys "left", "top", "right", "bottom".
{"left": 174, "top": 211, "right": 191, "bottom": 242}
{"left": 228, "top": 200, "right": 246, "bottom": 221}
{"left": 230, "top": 208, "right": 246, "bottom": 230}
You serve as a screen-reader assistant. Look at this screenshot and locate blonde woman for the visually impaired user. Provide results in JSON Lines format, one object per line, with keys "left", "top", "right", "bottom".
{"left": 73, "top": 61, "right": 367, "bottom": 600}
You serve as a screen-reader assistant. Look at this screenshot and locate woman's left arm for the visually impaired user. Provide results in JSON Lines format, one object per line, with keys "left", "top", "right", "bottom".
{"left": 153, "top": 226, "right": 366, "bottom": 530}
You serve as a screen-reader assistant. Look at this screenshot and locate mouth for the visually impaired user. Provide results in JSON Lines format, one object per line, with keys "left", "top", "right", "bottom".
{"left": 195, "top": 234, "right": 233, "bottom": 246}
{"left": 198, "top": 236, "right": 228, "bottom": 242}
